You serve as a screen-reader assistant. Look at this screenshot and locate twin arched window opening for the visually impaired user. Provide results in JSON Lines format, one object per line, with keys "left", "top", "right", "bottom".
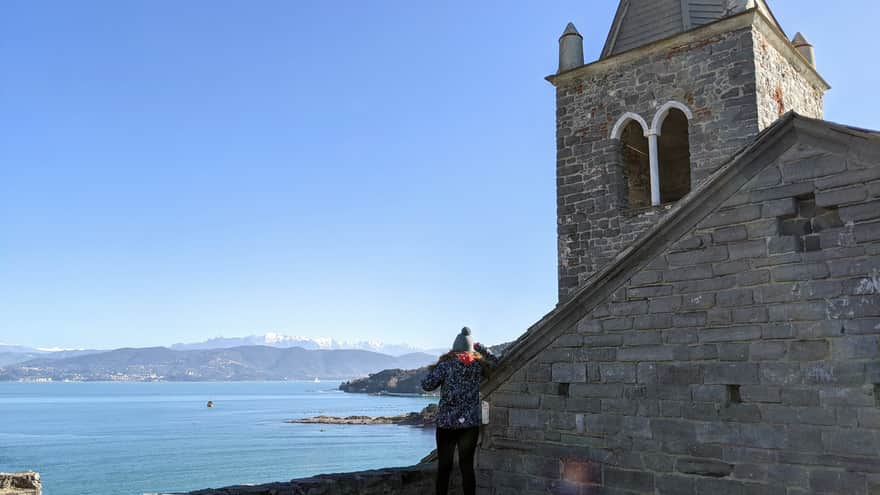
{"left": 611, "top": 102, "right": 694, "bottom": 208}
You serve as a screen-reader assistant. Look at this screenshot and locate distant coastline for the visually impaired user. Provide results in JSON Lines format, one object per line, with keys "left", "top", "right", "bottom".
{"left": 0, "top": 345, "right": 436, "bottom": 383}
{"left": 286, "top": 404, "right": 437, "bottom": 427}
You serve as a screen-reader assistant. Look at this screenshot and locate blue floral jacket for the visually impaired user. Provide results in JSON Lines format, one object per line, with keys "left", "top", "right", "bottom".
{"left": 421, "top": 343, "right": 498, "bottom": 429}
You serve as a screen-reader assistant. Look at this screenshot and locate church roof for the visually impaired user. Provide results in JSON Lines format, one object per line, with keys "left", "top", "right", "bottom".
{"left": 482, "top": 114, "right": 880, "bottom": 397}
{"left": 601, "top": 0, "right": 784, "bottom": 59}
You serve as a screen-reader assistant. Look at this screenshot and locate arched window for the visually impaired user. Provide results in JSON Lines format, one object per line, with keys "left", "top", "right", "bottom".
{"left": 620, "top": 121, "right": 651, "bottom": 209}
{"left": 652, "top": 102, "right": 693, "bottom": 203}
{"left": 611, "top": 113, "right": 651, "bottom": 209}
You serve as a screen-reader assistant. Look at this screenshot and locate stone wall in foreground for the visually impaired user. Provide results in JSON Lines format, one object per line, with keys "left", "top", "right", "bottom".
{"left": 168, "top": 464, "right": 460, "bottom": 495}
{"left": 0, "top": 472, "right": 41, "bottom": 495}
{"left": 480, "top": 125, "right": 880, "bottom": 493}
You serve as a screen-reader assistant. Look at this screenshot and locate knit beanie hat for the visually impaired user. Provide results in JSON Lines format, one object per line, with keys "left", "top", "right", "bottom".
{"left": 452, "top": 327, "right": 475, "bottom": 353}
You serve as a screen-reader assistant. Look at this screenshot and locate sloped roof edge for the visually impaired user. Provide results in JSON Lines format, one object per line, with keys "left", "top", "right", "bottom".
{"left": 483, "top": 114, "right": 879, "bottom": 397}
{"left": 600, "top": 0, "right": 785, "bottom": 59}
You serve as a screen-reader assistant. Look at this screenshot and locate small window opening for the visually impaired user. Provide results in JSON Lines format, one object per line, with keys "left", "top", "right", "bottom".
{"left": 620, "top": 121, "right": 651, "bottom": 209}
{"left": 658, "top": 108, "right": 692, "bottom": 203}
{"left": 874, "top": 384, "right": 880, "bottom": 408}
{"left": 777, "top": 194, "right": 843, "bottom": 252}
{"left": 727, "top": 385, "right": 742, "bottom": 404}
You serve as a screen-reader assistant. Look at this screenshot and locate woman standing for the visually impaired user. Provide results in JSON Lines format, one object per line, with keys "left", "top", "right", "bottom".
{"left": 421, "top": 327, "right": 498, "bottom": 495}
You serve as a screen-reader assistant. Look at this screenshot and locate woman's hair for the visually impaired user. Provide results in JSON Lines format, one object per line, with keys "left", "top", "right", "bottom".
{"left": 429, "top": 350, "right": 492, "bottom": 376}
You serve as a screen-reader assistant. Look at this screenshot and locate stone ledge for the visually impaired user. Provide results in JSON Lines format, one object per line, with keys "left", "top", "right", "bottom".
{"left": 161, "top": 463, "right": 461, "bottom": 495}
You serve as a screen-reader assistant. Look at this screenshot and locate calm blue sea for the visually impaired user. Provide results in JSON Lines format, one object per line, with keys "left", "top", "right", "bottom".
{"left": 0, "top": 381, "right": 437, "bottom": 495}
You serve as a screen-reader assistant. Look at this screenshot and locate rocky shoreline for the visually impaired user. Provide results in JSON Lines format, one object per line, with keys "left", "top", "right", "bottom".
{"left": 0, "top": 472, "right": 41, "bottom": 495}
{"left": 287, "top": 404, "right": 437, "bottom": 427}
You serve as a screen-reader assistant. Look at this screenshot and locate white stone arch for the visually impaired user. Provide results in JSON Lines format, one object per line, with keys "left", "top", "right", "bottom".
{"left": 610, "top": 112, "right": 650, "bottom": 140}
{"left": 650, "top": 100, "right": 694, "bottom": 136}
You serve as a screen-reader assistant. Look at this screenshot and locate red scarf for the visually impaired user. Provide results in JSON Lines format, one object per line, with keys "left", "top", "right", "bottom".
{"left": 456, "top": 352, "right": 476, "bottom": 366}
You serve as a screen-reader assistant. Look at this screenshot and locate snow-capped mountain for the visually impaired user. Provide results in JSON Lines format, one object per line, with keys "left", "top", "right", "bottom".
{"left": 169, "top": 333, "right": 434, "bottom": 357}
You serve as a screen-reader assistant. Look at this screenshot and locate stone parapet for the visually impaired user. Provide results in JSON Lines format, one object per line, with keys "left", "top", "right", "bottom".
{"left": 164, "top": 463, "right": 461, "bottom": 495}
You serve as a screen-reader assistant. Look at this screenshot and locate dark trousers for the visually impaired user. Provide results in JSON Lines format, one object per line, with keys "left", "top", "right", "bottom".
{"left": 436, "top": 426, "right": 479, "bottom": 495}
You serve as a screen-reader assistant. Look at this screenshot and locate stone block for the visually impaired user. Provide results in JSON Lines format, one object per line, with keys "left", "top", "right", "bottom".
{"left": 699, "top": 326, "right": 761, "bottom": 343}
{"left": 768, "top": 302, "right": 827, "bottom": 322}
{"left": 717, "top": 288, "right": 755, "bottom": 307}
{"left": 617, "top": 345, "right": 676, "bottom": 362}
{"left": 749, "top": 341, "right": 787, "bottom": 361}
{"left": 718, "top": 343, "right": 749, "bottom": 361}
{"left": 665, "top": 264, "right": 714, "bottom": 282}
{"left": 493, "top": 392, "right": 541, "bottom": 409}
{"left": 714, "top": 260, "right": 750, "bottom": 276}
{"left": 668, "top": 246, "right": 729, "bottom": 266}
{"left": 772, "top": 263, "right": 830, "bottom": 281}
{"left": 855, "top": 221, "right": 880, "bottom": 243}
{"left": 650, "top": 296, "right": 684, "bottom": 313}
{"left": 603, "top": 467, "right": 655, "bottom": 492}
{"left": 673, "top": 312, "right": 707, "bottom": 327}
{"left": 675, "top": 458, "right": 734, "bottom": 477}
{"left": 840, "top": 200, "right": 880, "bottom": 223}
{"left": 746, "top": 219, "right": 781, "bottom": 239}
{"left": 628, "top": 285, "right": 673, "bottom": 299}
{"left": 809, "top": 469, "right": 867, "bottom": 494}
{"left": 683, "top": 294, "right": 715, "bottom": 310}
{"left": 817, "top": 185, "right": 868, "bottom": 207}
{"left": 704, "top": 363, "right": 759, "bottom": 384}
{"left": 569, "top": 384, "right": 623, "bottom": 399}
{"left": 601, "top": 318, "right": 633, "bottom": 331}
{"left": 819, "top": 386, "right": 875, "bottom": 407}
{"left": 768, "top": 235, "right": 801, "bottom": 254}
{"left": 763, "top": 197, "right": 798, "bottom": 217}
{"left": 631, "top": 270, "right": 663, "bottom": 285}
{"left": 788, "top": 340, "right": 830, "bottom": 361}
{"left": 632, "top": 315, "right": 673, "bottom": 330}
{"left": 713, "top": 225, "right": 749, "bottom": 243}
{"left": 782, "top": 154, "right": 846, "bottom": 182}
{"left": 700, "top": 205, "right": 762, "bottom": 228}
{"left": 728, "top": 239, "right": 769, "bottom": 260}
{"left": 508, "top": 409, "right": 547, "bottom": 429}
{"left": 740, "top": 385, "right": 780, "bottom": 403}
{"left": 599, "top": 363, "right": 636, "bottom": 384}
{"left": 832, "top": 335, "right": 880, "bottom": 360}
{"left": 825, "top": 428, "right": 879, "bottom": 456}
{"left": 552, "top": 363, "right": 588, "bottom": 384}
{"left": 731, "top": 307, "right": 768, "bottom": 323}
{"left": 737, "top": 270, "right": 770, "bottom": 286}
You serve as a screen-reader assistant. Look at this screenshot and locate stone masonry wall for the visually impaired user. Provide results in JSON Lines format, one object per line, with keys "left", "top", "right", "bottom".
{"left": 754, "top": 29, "right": 825, "bottom": 130}
{"left": 557, "top": 26, "right": 762, "bottom": 301}
{"left": 482, "top": 134, "right": 880, "bottom": 493}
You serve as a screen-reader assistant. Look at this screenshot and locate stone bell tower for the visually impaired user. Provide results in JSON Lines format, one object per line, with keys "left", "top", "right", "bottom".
{"left": 551, "top": 0, "right": 829, "bottom": 301}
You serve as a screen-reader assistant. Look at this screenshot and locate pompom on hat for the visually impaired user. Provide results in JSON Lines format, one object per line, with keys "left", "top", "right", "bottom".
{"left": 452, "top": 326, "right": 475, "bottom": 353}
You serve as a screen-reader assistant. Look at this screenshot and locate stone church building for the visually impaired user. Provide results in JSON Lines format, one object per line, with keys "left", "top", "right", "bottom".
{"left": 169, "top": 1, "right": 879, "bottom": 494}
{"left": 477, "top": 0, "right": 880, "bottom": 493}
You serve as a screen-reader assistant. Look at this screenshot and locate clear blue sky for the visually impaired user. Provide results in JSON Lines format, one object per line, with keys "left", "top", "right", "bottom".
{"left": 1, "top": 1, "right": 877, "bottom": 350}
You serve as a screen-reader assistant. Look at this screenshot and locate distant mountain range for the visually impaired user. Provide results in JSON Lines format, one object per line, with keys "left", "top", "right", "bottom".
{"left": 0, "top": 345, "right": 437, "bottom": 382}
{"left": 0, "top": 344, "right": 101, "bottom": 368}
{"left": 169, "top": 333, "right": 436, "bottom": 357}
